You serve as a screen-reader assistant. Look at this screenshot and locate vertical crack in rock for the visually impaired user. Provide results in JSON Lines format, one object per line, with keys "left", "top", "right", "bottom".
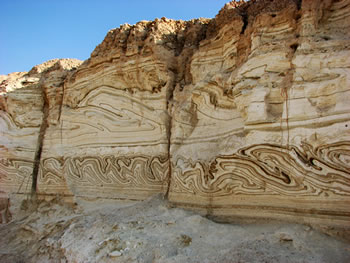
{"left": 59, "top": 74, "right": 69, "bottom": 148}
{"left": 296, "top": 0, "right": 302, "bottom": 11}
{"left": 164, "top": 20, "right": 209, "bottom": 198}
{"left": 31, "top": 86, "right": 49, "bottom": 197}
{"left": 239, "top": 11, "right": 248, "bottom": 35}
{"left": 280, "top": 8, "right": 301, "bottom": 150}
{"left": 236, "top": 2, "right": 254, "bottom": 67}
{"left": 164, "top": 83, "right": 174, "bottom": 199}
{"left": 164, "top": 66, "right": 178, "bottom": 199}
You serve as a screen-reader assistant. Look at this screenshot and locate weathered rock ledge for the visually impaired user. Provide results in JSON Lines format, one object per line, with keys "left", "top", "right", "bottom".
{"left": 1, "top": 0, "right": 350, "bottom": 227}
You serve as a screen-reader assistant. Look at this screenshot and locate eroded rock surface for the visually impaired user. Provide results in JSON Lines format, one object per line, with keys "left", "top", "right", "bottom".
{"left": 0, "top": 0, "right": 349, "bottom": 226}
{"left": 0, "top": 59, "right": 82, "bottom": 201}
{"left": 1, "top": 196, "right": 350, "bottom": 263}
{"left": 169, "top": 0, "right": 350, "bottom": 226}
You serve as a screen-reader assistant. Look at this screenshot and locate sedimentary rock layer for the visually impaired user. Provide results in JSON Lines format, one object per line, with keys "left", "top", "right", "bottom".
{"left": 0, "top": 59, "right": 82, "bottom": 198}
{"left": 0, "top": 0, "right": 349, "bottom": 226}
{"left": 39, "top": 18, "right": 210, "bottom": 200}
{"left": 168, "top": 0, "right": 350, "bottom": 226}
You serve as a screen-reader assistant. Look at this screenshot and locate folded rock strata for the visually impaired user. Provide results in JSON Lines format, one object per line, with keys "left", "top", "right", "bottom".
{"left": 0, "top": 0, "right": 349, "bottom": 226}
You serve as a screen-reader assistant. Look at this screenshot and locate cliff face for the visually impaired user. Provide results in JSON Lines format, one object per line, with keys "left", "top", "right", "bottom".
{"left": 1, "top": 0, "right": 350, "bottom": 226}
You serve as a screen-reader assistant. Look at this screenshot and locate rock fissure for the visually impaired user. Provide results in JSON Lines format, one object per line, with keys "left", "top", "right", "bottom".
{"left": 164, "top": 99, "right": 173, "bottom": 199}
{"left": 280, "top": 8, "right": 302, "bottom": 150}
{"left": 31, "top": 87, "right": 49, "bottom": 197}
{"left": 239, "top": 11, "right": 249, "bottom": 35}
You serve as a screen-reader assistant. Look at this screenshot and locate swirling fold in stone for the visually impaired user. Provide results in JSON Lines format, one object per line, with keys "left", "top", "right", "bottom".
{"left": 172, "top": 142, "right": 350, "bottom": 197}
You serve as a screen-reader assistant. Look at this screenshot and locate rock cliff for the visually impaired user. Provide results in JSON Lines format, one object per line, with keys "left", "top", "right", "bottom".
{"left": 1, "top": 0, "right": 349, "bottom": 226}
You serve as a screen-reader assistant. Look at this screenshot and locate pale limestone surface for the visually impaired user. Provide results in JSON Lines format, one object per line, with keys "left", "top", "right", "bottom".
{"left": 0, "top": 59, "right": 82, "bottom": 200}
{"left": 169, "top": 0, "right": 350, "bottom": 226}
{"left": 1, "top": 196, "right": 350, "bottom": 263}
{"left": 0, "top": 0, "right": 349, "bottom": 227}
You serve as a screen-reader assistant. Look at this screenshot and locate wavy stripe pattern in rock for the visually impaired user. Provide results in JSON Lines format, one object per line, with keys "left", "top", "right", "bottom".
{"left": 63, "top": 155, "right": 169, "bottom": 198}
{"left": 171, "top": 142, "right": 350, "bottom": 198}
{"left": 0, "top": 158, "right": 33, "bottom": 194}
{"left": 37, "top": 157, "right": 73, "bottom": 196}
{"left": 59, "top": 86, "right": 168, "bottom": 149}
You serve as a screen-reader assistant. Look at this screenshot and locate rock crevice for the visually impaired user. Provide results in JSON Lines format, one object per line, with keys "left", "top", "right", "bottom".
{"left": 31, "top": 87, "right": 49, "bottom": 196}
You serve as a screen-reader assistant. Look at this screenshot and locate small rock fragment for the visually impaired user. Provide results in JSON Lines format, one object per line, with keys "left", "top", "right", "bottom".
{"left": 109, "top": 250, "right": 122, "bottom": 257}
{"left": 279, "top": 233, "right": 293, "bottom": 242}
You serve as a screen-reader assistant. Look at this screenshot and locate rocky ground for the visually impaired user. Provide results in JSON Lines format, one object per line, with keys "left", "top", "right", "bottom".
{"left": 0, "top": 195, "right": 349, "bottom": 263}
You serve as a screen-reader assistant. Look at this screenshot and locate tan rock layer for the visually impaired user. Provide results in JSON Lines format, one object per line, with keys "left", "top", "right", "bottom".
{"left": 0, "top": 59, "right": 82, "bottom": 198}
{"left": 1, "top": 0, "right": 349, "bottom": 226}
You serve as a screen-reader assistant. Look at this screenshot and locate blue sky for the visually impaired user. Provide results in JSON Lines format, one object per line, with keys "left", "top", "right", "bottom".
{"left": 1, "top": 0, "right": 230, "bottom": 75}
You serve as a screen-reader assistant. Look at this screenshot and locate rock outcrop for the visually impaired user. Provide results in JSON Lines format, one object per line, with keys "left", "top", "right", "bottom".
{"left": 1, "top": 0, "right": 349, "bottom": 226}
{"left": 0, "top": 59, "right": 82, "bottom": 198}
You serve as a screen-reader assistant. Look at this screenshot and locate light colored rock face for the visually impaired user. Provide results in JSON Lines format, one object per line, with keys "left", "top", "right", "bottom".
{"left": 1, "top": 0, "right": 349, "bottom": 226}
{"left": 40, "top": 19, "right": 209, "bottom": 200}
{"left": 0, "top": 59, "right": 82, "bottom": 198}
{"left": 169, "top": 0, "right": 350, "bottom": 226}
{"left": 0, "top": 71, "right": 42, "bottom": 196}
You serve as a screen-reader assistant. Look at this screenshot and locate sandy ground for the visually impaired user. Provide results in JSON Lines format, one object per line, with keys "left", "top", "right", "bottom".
{"left": 0, "top": 195, "right": 349, "bottom": 263}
